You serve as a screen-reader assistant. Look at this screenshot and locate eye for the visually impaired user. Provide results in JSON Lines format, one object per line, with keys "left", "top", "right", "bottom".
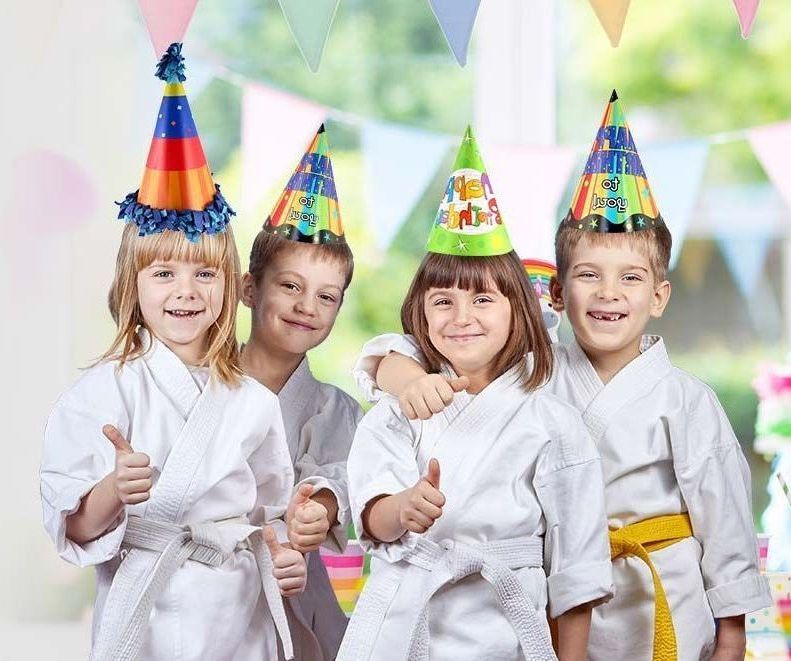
{"left": 281, "top": 282, "right": 299, "bottom": 292}
{"left": 196, "top": 270, "right": 216, "bottom": 280}
{"left": 622, "top": 273, "right": 643, "bottom": 282}
{"left": 473, "top": 295, "right": 493, "bottom": 304}
{"left": 153, "top": 270, "right": 173, "bottom": 278}
{"left": 433, "top": 298, "right": 451, "bottom": 307}
{"left": 319, "top": 293, "right": 337, "bottom": 304}
{"left": 576, "top": 271, "right": 597, "bottom": 280}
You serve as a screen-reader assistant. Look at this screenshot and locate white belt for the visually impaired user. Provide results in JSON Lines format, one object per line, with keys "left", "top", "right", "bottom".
{"left": 93, "top": 516, "right": 293, "bottom": 661}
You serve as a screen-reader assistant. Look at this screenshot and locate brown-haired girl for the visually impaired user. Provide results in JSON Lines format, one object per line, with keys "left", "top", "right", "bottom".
{"left": 40, "top": 45, "right": 304, "bottom": 661}
{"left": 338, "top": 129, "right": 613, "bottom": 661}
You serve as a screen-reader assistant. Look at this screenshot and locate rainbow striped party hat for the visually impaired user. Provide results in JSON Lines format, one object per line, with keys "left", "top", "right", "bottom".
{"left": 263, "top": 124, "right": 346, "bottom": 244}
{"left": 426, "top": 126, "right": 512, "bottom": 257}
{"left": 118, "top": 43, "right": 234, "bottom": 241}
{"left": 563, "top": 90, "right": 664, "bottom": 233}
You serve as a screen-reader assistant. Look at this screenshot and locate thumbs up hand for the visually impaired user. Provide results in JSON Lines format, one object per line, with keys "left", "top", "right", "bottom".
{"left": 102, "top": 424, "right": 152, "bottom": 505}
{"left": 397, "top": 458, "right": 445, "bottom": 534}
{"left": 287, "top": 484, "right": 331, "bottom": 554}
{"left": 264, "top": 526, "right": 307, "bottom": 597}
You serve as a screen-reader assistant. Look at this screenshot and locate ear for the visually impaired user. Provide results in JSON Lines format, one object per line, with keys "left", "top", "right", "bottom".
{"left": 549, "top": 276, "right": 565, "bottom": 313}
{"left": 650, "top": 279, "right": 672, "bottom": 318}
{"left": 240, "top": 272, "right": 257, "bottom": 309}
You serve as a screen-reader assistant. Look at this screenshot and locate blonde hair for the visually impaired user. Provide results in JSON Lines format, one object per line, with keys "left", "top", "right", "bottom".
{"left": 100, "top": 223, "right": 243, "bottom": 387}
{"left": 400, "top": 251, "right": 553, "bottom": 392}
{"left": 555, "top": 223, "right": 673, "bottom": 282}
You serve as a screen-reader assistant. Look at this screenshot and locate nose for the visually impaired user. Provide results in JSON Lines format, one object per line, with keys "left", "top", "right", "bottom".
{"left": 294, "top": 292, "right": 317, "bottom": 316}
{"left": 175, "top": 275, "right": 197, "bottom": 300}
{"left": 451, "top": 301, "right": 473, "bottom": 325}
{"left": 595, "top": 277, "right": 620, "bottom": 301}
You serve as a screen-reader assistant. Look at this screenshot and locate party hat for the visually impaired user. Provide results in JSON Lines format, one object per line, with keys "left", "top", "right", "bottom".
{"left": 118, "top": 43, "right": 234, "bottom": 241}
{"left": 562, "top": 90, "right": 664, "bottom": 233}
{"left": 263, "top": 124, "right": 346, "bottom": 244}
{"left": 427, "top": 126, "right": 511, "bottom": 256}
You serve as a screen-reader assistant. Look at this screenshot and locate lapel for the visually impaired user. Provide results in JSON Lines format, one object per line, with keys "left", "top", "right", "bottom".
{"left": 140, "top": 330, "right": 202, "bottom": 421}
{"left": 574, "top": 335, "right": 673, "bottom": 444}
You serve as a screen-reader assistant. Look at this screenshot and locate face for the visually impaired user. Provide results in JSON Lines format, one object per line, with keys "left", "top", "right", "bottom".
{"left": 551, "top": 238, "right": 670, "bottom": 362}
{"left": 242, "top": 247, "right": 346, "bottom": 357}
{"left": 137, "top": 260, "right": 225, "bottom": 364}
{"left": 423, "top": 283, "right": 511, "bottom": 385}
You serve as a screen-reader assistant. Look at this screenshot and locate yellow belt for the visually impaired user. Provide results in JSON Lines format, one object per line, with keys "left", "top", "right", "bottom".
{"left": 608, "top": 513, "right": 693, "bottom": 661}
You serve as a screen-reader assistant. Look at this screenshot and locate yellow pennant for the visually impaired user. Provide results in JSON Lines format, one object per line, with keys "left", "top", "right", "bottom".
{"left": 588, "top": 0, "right": 632, "bottom": 47}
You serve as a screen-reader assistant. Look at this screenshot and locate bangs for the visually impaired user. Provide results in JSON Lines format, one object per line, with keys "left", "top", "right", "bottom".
{"left": 414, "top": 253, "right": 524, "bottom": 298}
{"left": 129, "top": 225, "right": 234, "bottom": 273}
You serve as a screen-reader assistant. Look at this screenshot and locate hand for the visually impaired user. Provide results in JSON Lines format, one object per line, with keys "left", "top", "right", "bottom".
{"left": 399, "top": 374, "right": 469, "bottom": 420}
{"left": 287, "top": 484, "right": 330, "bottom": 554}
{"left": 264, "top": 526, "right": 307, "bottom": 597}
{"left": 103, "top": 424, "right": 152, "bottom": 505}
{"left": 397, "top": 458, "right": 445, "bottom": 533}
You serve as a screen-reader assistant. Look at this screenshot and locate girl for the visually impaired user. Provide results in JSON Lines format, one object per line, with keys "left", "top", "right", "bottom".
{"left": 240, "top": 125, "right": 363, "bottom": 661}
{"left": 41, "top": 44, "right": 305, "bottom": 661}
{"left": 337, "top": 129, "right": 613, "bottom": 661}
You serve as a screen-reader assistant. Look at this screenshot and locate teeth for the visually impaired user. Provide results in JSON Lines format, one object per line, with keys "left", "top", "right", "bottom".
{"left": 167, "top": 310, "right": 200, "bottom": 317}
{"left": 591, "top": 312, "right": 624, "bottom": 321}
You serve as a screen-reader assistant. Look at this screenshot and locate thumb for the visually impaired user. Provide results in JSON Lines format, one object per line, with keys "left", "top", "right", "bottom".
{"left": 263, "top": 526, "right": 283, "bottom": 558}
{"left": 103, "top": 424, "right": 133, "bottom": 454}
{"left": 424, "top": 458, "right": 441, "bottom": 490}
{"left": 449, "top": 376, "right": 469, "bottom": 392}
{"left": 294, "top": 483, "right": 314, "bottom": 507}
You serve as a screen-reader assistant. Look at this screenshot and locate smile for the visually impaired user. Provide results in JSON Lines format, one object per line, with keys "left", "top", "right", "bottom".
{"left": 445, "top": 334, "right": 484, "bottom": 342}
{"left": 166, "top": 309, "right": 204, "bottom": 318}
{"left": 588, "top": 311, "right": 627, "bottom": 322}
{"left": 283, "top": 318, "right": 318, "bottom": 331}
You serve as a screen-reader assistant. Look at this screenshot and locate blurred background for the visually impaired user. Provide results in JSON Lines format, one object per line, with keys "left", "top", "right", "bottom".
{"left": 3, "top": 0, "right": 790, "bottom": 656}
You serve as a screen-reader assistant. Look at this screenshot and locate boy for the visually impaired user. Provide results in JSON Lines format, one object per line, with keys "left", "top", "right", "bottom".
{"left": 241, "top": 125, "right": 362, "bottom": 661}
{"left": 354, "top": 93, "right": 771, "bottom": 660}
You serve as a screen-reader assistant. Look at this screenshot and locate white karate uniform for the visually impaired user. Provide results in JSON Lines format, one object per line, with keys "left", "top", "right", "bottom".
{"left": 41, "top": 333, "right": 296, "bottom": 661}
{"left": 339, "top": 363, "right": 613, "bottom": 661}
{"left": 353, "top": 333, "right": 772, "bottom": 661}
{"left": 277, "top": 358, "right": 362, "bottom": 661}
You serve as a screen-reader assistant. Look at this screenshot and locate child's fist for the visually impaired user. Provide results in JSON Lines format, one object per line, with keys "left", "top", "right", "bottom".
{"left": 398, "top": 458, "right": 445, "bottom": 534}
{"left": 287, "top": 484, "right": 331, "bottom": 554}
{"left": 399, "top": 375, "right": 469, "bottom": 420}
{"left": 264, "top": 526, "right": 307, "bottom": 597}
{"left": 103, "top": 424, "right": 152, "bottom": 505}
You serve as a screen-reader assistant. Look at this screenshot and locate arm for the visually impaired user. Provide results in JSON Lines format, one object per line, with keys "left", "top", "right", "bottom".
{"left": 377, "top": 353, "right": 429, "bottom": 397}
{"left": 352, "top": 333, "right": 423, "bottom": 402}
{"left": 711, "top": 615, "right": 745, "bottom": 661}
{"left": 672, "top": 386, "right": 772, "bottom": 619}
{"left": 555, "top": 603, "right": 593, "bottom": 661}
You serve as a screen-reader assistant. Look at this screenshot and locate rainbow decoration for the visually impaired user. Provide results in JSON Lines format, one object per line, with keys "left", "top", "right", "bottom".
{"left": 426, "top": 126, "right": 512, "bottom": 257}
{"left": 522, "top": 258, "right": 555, "bottom": 304}
{"left": 319, "top": 541, "right": 368, "bottom": 616}
{"left": 263, "top": 124, "right": 346, "bottom": 244}
{"left": 563, "top": 90, "right": 664, "bottom": 234}
{"left": 118, "top": 43, "right": 234, "bottom": 242}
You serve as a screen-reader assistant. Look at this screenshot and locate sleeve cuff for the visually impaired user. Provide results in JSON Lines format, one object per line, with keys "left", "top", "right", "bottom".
{"left": 706, "top": 573, "right": 773, "bottom": 617}
{"left": 352, "top": 333, "right": 422, "bottom": 403}
{"left": 546, "top": 560, "right": 614, "bottom": 618}
{"left": 296, "top": 476, "right": 350, "bottom": 553}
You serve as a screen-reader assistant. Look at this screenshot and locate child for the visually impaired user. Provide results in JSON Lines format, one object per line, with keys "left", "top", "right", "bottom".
{"left": 240, "top": 125, "right": 362, "bottom": 661}
{"left": 40, "top": 45, "right": 305, "bottom": 661}
{"left": 337, "top": 128, "right": 613, "bottom": 661}
{"left": 353, "top": 94, "right": 772, "bottom": 660}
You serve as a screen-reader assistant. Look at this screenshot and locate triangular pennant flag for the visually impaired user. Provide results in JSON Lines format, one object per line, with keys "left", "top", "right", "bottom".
{"left": 428, "top": 0, "right": 482, "bottom": 67}
{"left": 486, "top": 144, "right": 577, "bottom": 262}
{"left": 588, "top": 0, "right": 631, "bottom": 47}
{"left": 241, "top": 82, "right": 328, "bottom": 212}
{"left": 361, "top": 121, "right": 451, "bottom": 251}
{"left": 641, "top": 140, "right": 709, "bottom": 270}
{"left": 716, "top": 235, "right": 772, "bottom": 300}
{"left": 277, "top": 0, "right": 339, "bottom": 72}
{"left": 748, "top": 121, "right": 791, "bottom": 214}
{"left": 677, "top": 239, "right": 714, "bottom": 291}
{"left": 732, "top": 0, "right": 761, "bottom": 38}
{"left": 427, "top": 126, "right": 513, "bottom": 257}
{"left": 137, "top": 0, "right": 198, "bottom": 58}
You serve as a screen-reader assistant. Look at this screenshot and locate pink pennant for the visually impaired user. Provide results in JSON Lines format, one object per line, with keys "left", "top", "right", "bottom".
{"left": 137, "top": 0, "right": 198, "bottom": 57}
{"left": 485, "top": 144, "right": 578, "bottom": 261}
{"left": 241, "top": 83, "right": 328, "bottom": 212}
{"left": 731, "top": 0, "right": 761, "bottom": 38}
{"left": 748, "top": 121, "right": 791, "bottom": 213}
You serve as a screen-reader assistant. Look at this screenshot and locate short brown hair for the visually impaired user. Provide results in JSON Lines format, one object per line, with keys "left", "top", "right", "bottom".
{"left": 248, "top": 230, "right": 354, "bottom": 291}
{"left": 101, "top": 223, "right": 243, "bottom": 387}
{"left": 400, "top": 251, "right": 553, "bottom": 392}
{"left": 555, "top": 223, "right": 672, "bottom": 282}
